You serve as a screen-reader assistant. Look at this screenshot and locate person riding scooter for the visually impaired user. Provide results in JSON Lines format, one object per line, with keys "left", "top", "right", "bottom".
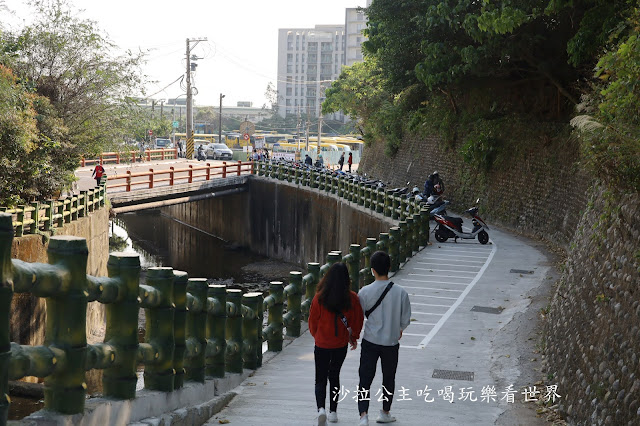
{"left": 197, "top": 144, "right": 206, "bottom": 161}
{"left": 423, "top": 171, "right": 445, "bottom": 198}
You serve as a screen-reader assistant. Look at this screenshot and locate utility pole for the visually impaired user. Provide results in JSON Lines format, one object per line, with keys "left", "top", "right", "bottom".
{"left": 296, "top": 106, "right": 301, "bottom": 151}
{"left": 160, "top": 100, "right": 164, "bottom": 120}
{"left": 305, "top": 104, "right": 310, "bottom": 151}
{"left": 186, "top": 37, "right": 207, "bottom": 159}
{"left": 317, "top": 113, "right": 322, "bottom": 156}
{"left": 219, "top": 93, "right": 225, "bottom": 145}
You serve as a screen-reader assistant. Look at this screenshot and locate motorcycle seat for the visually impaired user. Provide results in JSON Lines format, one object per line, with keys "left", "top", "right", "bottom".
{"left": 444, "top": 216, "right": 463, "bottom": 231}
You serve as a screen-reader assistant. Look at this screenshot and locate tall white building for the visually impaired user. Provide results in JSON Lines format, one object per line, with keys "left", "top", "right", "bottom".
{"left": 276, "top": 3, "right": 371, "bottom": 121}
{"left": 345, "top": 7, "right": 368, "bottom": 67}
{"left": 277, "top": 25, "right": 345, "bottom": 119}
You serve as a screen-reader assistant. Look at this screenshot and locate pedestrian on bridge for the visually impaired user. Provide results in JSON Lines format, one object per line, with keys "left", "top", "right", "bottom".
{"left": 92, "top": 164, "right": 105, "bottom": 187}
{"left": 309, "top": 262, "right": 364, "bottom": 425}
{"left": 347, "top": 152, "right": 353, "bottom": 173}
{"left": 356, "top": 251, "right": 411, "bottom": 426}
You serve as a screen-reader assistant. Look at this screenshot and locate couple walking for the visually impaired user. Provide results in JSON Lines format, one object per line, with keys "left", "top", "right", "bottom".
{"left": 309, "top": 251, "right": 412, "bottom": 425}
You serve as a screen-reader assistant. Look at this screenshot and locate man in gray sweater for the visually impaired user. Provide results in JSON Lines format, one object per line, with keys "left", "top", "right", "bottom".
{"left": 357, "top": 251, "right": 412, "bottom": 425}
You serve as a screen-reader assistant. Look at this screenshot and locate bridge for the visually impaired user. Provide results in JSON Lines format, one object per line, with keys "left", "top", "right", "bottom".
{"left": 1, "top": 161, "right": 551, "bottom": 426}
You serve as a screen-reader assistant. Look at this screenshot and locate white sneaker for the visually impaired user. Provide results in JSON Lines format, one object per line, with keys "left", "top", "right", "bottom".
{"left": 358, "top": 414, "right": 369, "bottom": 426}
{"left": 318, "top": 407, "right": 327, "bottom": 425}
{"left": 376, "top": 410, "right": 396, "bottom": 423}
{"left": 327, "top": 411, "right": 338, "bottom": 423}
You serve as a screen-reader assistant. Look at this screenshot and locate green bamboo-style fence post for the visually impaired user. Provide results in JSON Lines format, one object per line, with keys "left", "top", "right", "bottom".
{"left": 100, "top": 252, "right": 141, "bottom": 400}
{"left": 376, "top": 232, "right": 389, "bottom": 252}
{"left": 420, "top": 207, "right": 430, "bottom": 245}
{"left": 42, "top": 236, "right": 89, "bottom": 414}
{"left": 359, "top": 238, "right": 378, "bottom": 288}
{"left": 287, "top": 165, "right": 294, "bottom": 183}
{"left": 310, "top": 169, "right": 317, "bottom": 188}
{"left": 56, "top": 200, "right": 64, "bottom": 228}
{"left": 263, "top": 281, "right": 284, "bottom": 352}
{"left": 277, "top": 163, "right": 283, "bottom": 181}
{"left": 345, "top": 244, "right": 361, "bottom": 293}
{"left": 406, "top": 217, "right": 415, "bottom": 256}
{"left": 0, "top": 215, "right": 13, "bottom": 424}
{"left": 99, "top": 183, "right": 106, "bottom": 207}
{"left": 337, "top": 176, "right": 344, "bottom": 197}
{"left": 15, "top": 205, "right": 25, "bottom": 237}
{"left": 225, "top": 289, "right": 243, "bottom": 374}
{"left": 43, "top": 201, "right": 54, "bottom": 232}
{"left": 172, "top": 271, "right": 188, "bottom": 388}
{"left": 330, "top": 175, "right": 337, "bottom": 194}
{"left": 398, "top": 221, "right": 408, "bottom": 263}
{"left": 142, "top": 267, "right": 175, "bottom": 392}
{"left": 30, "top": 202, "right": 39, "bottom": 234}
{"left": 318, "top": 171, "right": 325, "bottom": 191}
{"left": 205, "top": 284, "right": 226, "bottom": 378}
{"left": 185, "top": 278, "right": 207, "bottom": 383}
{"left": 384, "top": 190, "right": 392, "bottom": 217}
{"left": 364, "top": 185, "right": 371, "bottom": 209}
{"left": 71, "top": 196, "right": 78, "bottom": 221}
{"left": 389, "top": 227, "right": 401, "bottom": 273}
{"left": 358, "top": 184, "right": 365, "bottom": 206}
{"left": 412, "top": 213, "right": 422, "bottom": 252}
{"left": 392, "top": 196, "right": 400, "bottom": 220}
{"left": 241, "top": 292, "right": 262, "bottom": 370}
{"left": 283, "top": 271, "right": 302, "bottom": 338}
{"left": 301, "top": 262, "right": 320, "bottom": 321}
{"left": 376, "top": 189, "right": 384, "bottom": 214}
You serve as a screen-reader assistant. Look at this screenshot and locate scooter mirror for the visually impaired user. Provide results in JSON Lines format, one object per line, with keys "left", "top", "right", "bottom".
{"left": 476, "top": 198, "right": 480, "bottom": 204}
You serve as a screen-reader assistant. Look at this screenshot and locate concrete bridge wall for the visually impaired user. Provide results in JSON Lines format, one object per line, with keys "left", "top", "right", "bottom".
{"left": 10, "top": 207, "right": 110, "bottom": 350}
{"left": 162, "top": 177, "right": 395, "bottom": 266}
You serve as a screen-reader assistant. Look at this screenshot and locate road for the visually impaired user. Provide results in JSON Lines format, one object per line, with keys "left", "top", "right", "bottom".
{"left": 205, "top": 227, "right": 556, "bottom": 426}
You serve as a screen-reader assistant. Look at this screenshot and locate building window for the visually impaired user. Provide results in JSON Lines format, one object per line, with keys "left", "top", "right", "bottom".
{"left": 288, "top": 41, "right": 293, "bottom": 50}
{"left": 287, "top": 64, "right": 293, "bottom": 73}
{"left": 321, "top": 42, "right": 333, "bottom": 52}
{"left": 287, "top": 53, "right": 293, "bottom": 63}
{"left": 308, "top": 42, "right": 317, "bottom": 52}
{"left": 286, "top": 99, "right": 291, "bottom": 106}
{"left": 307, "top": 88, "right": 316, "bottom": 97}
{"left": 286, "top": 87, "right": 292, "bottom": 96}
{"left": 308, "top": 53, "right": 317, "bottom": 63}
{"left": 321, "top": 53, "right": 332, "bottom": 63}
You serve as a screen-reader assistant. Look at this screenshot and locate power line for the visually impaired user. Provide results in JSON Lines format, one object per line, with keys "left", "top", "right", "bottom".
{"left": 144, "top": 75, "right": 184, "bottom": 99}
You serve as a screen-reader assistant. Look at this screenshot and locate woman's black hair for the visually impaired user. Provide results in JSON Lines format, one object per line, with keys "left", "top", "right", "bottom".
{"left": 316, "top": 262, "right": 352, "bottom": 313}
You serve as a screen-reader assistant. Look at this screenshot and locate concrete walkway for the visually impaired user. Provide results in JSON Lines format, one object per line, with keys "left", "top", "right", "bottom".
{"left": 205, "top": 228, "right": 554, "bottom": 426}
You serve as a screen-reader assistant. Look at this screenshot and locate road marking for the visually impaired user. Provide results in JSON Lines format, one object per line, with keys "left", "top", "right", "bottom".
{"left": 424, "top": 253, "right": 489, "bottom": 260}
{"left": 417, "top": 242, "right": 498, "bottom": 349}
{"left": 399, "top": 279, "right": 469, "bottom": 286}
{"left": 410, "top": 294, "right": 458, "bottom": 300}
{"left": 409, "top": 273, "right": 477, "bottom": 279}
{"left": 410, "top": 302, "right": 451, "bottom": 308}
{"left": 412, "top": 312, "right": 445, "bottom": 316}
{"left": 413, "top": 267, "right": 477, "bottom": 274}
{"left": 415, "top": 262, "right": 481, "bottom": 269}
{"left": 406, "top": 287, "right": 463, "bottom": 293}
{"left": 410, "top": 322, "right": 437, "bottom": 326}
{"left": 402, "top": 333, "right": 428, "bottom": 337}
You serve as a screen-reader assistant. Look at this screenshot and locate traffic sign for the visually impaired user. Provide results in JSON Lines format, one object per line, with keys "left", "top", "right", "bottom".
{"left": 148, "top": 129, "right": 153, "bottom": 136}
{"left": 239, "top": 121, "right": 255, "bottom": 136}
{"left": 172, "top": 121, "right": 179, "bottom": 128}
{"left": 243, "top": 133, "right": 250, "bottom": 141}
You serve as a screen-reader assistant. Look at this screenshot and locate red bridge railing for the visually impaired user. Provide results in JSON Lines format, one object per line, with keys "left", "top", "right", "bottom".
{"left": 81, "top": 148, "right": 179, "bottom": 167}
{"left": 106, "top": 161, "right": 254, "bottom": 192}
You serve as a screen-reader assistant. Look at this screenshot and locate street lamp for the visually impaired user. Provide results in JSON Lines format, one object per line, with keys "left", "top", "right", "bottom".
{"left": 219, "top": 93, "right": 225, "bottom": 145}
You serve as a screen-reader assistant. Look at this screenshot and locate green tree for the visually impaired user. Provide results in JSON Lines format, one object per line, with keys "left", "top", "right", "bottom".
{"left": 4, "top": 0, "right": 145, "bottom": 156}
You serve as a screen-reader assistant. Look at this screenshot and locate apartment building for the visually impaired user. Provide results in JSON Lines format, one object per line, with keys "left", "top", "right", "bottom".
{"left": 276, "top": 2, "right": 371, "bottom": 121}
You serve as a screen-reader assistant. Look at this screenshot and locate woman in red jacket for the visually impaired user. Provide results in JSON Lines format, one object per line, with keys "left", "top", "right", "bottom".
{"left": 309, "top": 262, "right": 364, "bottom": 425}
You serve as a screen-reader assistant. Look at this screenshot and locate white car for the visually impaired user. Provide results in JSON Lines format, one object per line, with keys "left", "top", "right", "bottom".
{"left": 206, "top": 143, "right": 233, "bottom": 160}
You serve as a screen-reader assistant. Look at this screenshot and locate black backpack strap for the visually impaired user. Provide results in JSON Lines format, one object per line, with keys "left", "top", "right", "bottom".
{"left": 365, "top": 281, "right": 394, "bottom": 318}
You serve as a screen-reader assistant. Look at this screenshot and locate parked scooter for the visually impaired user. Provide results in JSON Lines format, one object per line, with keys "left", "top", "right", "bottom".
{"left": 432, "top": 199, "right": 489, "bottom": 244}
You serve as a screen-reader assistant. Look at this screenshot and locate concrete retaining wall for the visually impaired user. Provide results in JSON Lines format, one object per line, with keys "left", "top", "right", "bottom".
{"left": 9, "top": 207, "right": 110, "bottom": 349}
{"left": 163, "top": 177, "right": 395, "bottom": 266}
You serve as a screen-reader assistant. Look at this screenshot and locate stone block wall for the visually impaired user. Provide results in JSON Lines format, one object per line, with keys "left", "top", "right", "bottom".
{"left": 360, "top": 134, "right": 590, "bottom": 248}
{"left": 544, "top": 187, "right": 640, "bottom": 425}
{"left": 360, "top": 135, "right": 640, "bottom": 424}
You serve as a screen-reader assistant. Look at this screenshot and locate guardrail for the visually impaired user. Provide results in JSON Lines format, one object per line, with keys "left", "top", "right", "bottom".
{"left": 0, "top": 162, "right": 430, "bottom": 424}
{"left": 0, "top": 184, "right": 107, "bottom": 237}
{"left": 105, "top": 161, "right": 255, "bottom": 192}
{"left": 81, "top": 148, "right": 179, "bottom": 167}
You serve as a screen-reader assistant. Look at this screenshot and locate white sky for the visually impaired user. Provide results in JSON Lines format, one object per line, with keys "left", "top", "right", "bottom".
{"left": 2, "top": 0, "right": 368, "bottom": 108}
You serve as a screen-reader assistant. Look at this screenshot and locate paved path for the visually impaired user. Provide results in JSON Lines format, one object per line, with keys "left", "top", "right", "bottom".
{"left": 206, "top": 227, "right": 553, "bottom": 426}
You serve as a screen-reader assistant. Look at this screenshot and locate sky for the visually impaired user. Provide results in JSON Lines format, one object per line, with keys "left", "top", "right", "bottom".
{"left": 2, "top": 0, "right": 368, "bottom": 108}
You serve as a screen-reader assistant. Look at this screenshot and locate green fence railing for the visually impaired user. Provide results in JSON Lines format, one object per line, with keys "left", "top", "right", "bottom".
{"left": 0, "top": 183, "right": 107, "bottom": 238}
{"left": 1, "top": 162, "right": 430, "bottom": 424}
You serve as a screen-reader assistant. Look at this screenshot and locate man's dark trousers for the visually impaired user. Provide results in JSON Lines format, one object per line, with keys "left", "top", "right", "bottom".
{"left": 357, "top": 339, "right": 399, "bottom": 414}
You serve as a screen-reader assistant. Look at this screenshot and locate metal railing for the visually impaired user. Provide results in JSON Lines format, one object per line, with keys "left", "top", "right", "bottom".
{"left": 0, "top": 184, "right": 107, "bottom": 237}
{"left": 0, "top": 162, "right": 430, "bottom": 424}
{"left": 106, "top": 161, "right": 255, "bottom": 192}
{"left": 80, "top": 148, "right": 179, "bottom": 167}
